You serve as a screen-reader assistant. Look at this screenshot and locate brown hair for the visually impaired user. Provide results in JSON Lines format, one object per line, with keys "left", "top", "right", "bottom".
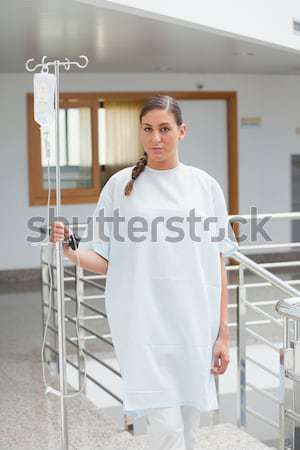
{"left": 124, "top": 95, "right": 183, "bottom": 196}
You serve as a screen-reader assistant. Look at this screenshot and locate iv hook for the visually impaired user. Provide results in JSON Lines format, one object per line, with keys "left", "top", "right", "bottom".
{"left": 77, "top": 55, "right": 89, "bottom": 68}
{"left": 25, "top": 56, "right": 49, "bottom": 72}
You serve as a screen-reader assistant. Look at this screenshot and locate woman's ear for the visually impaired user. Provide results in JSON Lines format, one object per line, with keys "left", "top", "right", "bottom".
{"left": 178, "top": 123, "right": 187, "bottom": 140}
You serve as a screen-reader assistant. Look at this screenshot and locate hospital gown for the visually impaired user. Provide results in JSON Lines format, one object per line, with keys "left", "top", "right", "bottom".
{"left": 87, "top": 162, "right": 238, "bottom": 419}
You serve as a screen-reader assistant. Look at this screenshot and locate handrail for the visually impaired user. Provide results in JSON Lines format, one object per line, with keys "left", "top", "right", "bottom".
{"left": 231, "top": 251, "right": 300, "bottom": 297}
{"left": 230, "top": 211, "right": 300, "bottom": 221}
{"left": 276, "top": 297, "right": 300, "bottom": 320}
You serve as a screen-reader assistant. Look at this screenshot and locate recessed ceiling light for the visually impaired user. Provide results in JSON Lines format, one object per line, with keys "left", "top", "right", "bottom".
{"left": 155, "top": 65, "right": 173, "bottom": 72}
{"left": 232, "top": 51, "right": 255, "bottom": 57}
{"left": 293, "top": 19, "right": 300, "bottom": 34}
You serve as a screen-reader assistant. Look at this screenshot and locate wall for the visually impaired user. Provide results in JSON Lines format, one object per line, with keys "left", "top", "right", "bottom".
{"left": 1, "top": 72, "right": 300, "bottom": 270}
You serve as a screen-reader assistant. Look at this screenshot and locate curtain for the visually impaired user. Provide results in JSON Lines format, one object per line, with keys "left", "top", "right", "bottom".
{"left": 103, "top": 101, "right": 144, "bottom": 171}
{"left": 79, "top": 107, "right": 92, "bottom": 167}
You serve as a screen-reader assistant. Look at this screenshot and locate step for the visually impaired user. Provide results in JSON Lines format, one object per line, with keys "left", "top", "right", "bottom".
{"left": 94, "top": 422, "right": 277, "bottom": 450}
{"left": 1, "top": 357, "right": 277, "bottom": 450}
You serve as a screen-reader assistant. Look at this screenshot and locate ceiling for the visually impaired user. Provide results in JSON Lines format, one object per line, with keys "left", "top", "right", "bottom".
{"left": 2, "top": 0, "right": 300, "bottom": 74}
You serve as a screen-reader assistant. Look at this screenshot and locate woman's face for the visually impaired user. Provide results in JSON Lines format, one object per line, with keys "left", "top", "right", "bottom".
{"left": 140, "top": 109, "right": 186, "bottom": 164}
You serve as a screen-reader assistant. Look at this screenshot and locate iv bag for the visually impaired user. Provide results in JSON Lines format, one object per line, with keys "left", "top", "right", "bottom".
{"left": 33, "top": 73, "right": 55, "bottom": 128}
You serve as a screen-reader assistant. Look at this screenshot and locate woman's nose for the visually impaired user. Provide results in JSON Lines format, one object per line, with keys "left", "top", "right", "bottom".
{"left": 152, "top": 132, "right": 161, "bottom": 143}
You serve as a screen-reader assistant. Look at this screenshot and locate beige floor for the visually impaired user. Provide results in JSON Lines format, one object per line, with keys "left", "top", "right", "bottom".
{"left": 0, "top": 279, "right": 277, "bottom": 450}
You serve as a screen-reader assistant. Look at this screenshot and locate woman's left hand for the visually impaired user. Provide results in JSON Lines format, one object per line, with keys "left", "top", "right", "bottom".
{"left": 210, "top": 337, "right": 230, "bottom": 375}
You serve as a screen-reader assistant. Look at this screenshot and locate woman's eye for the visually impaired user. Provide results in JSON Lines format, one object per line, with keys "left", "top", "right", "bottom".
{"left": 143, "top": 127, "right": 170, "bottom": 133}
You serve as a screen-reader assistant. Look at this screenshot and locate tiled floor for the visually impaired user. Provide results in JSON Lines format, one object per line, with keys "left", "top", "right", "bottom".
{"left": 0, "top": 275, "right": 283, "bottom": 449}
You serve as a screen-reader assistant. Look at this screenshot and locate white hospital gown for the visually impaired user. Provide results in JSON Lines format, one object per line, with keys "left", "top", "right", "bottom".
{"left": 88, "top": 162, "right": 238, "bottom": 419}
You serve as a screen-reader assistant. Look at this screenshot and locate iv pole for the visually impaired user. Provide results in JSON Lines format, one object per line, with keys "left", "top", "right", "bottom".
{"left": 25, "top": 55, "right": 89, "bottom": 450}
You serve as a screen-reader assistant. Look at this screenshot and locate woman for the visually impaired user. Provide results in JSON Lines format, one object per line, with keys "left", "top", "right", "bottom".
{"left": 51, "top": 95, "right": 238, "bottom": 450}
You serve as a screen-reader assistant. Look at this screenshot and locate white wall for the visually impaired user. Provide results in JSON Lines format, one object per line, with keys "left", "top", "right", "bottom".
{"left": 77, "top": 0, "right": 300, "bottom": 52}
{"left": 1, "top": 72, "right": 300, "bottom": 270}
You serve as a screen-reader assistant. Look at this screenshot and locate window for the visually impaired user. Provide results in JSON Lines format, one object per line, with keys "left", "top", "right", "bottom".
{"left": 27, "top": 94, "right": 145, "bottom": 205}
{"left": 27, "top": 94, "right": 101, "bottom": 205}
{"left": 41, "top": 107, "right": 93, "bottom": 190}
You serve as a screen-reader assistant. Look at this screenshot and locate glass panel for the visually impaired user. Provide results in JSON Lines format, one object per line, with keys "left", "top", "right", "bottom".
{"left": 292, "top": 155, "right": 300, "bottom": 242}
{"left": 41, "top": 107, "right": 93, "bottom": 189}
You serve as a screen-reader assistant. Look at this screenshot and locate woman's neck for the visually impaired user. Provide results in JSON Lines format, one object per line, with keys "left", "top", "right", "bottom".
{"left": 146, "top": 158, "right": 180, "bottom": 170}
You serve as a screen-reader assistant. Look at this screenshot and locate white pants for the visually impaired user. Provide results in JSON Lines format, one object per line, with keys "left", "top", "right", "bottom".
{"left": 145, "top": 405, "right": 200, "bottom": 450}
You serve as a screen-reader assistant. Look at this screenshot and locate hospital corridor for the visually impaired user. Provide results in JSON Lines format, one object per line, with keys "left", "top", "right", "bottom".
{"left": 2, "top": 1, "right": 300, "bottom": 449}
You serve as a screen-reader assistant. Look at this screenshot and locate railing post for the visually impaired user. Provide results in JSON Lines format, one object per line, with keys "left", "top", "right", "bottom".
{"left": 213, "top": 373, "right": 220, "bottom": 425}
{"left": 46, "top": 245, "right": 59, "bottom": 374}
{"left": 52, "top": 247, "right": 59, "bottom": 372}
{"left": 237, "top": 263, "right": 246, "bottom": 428}
{"left": 41, "top": 245, "right": 55, "bottom": 370}
{"left": 279, "top": 316, "right": 291, "bottom": 449}
{"left": 75, "top": 263, "right": 86, "bottom": 394}
{"left": 51, "top": 247, "right": 59, "bottom": 373}
{"left": 293, "top": 320, "right": 300, "bottom": 449}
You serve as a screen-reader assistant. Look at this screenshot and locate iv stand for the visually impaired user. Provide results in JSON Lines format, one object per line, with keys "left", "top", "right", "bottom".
{"left": 25, "top": 55, "right": 89, "bottom": 450}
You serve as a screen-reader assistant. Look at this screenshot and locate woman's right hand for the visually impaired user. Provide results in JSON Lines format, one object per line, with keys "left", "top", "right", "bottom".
{"left": 50, "top": 221, "right": 108, "bottom": 274}
{"left": 50, "top": 221, "right": 70, "bottom": 246}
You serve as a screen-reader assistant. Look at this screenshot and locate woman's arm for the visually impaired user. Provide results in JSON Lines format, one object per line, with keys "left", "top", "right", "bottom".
{"left": 218, "top": 253, "right": 229, "bottom": 340}
{"left": 51, "top": 221, "right": 108, "bottom": 275}
{"left": 211, "top": 253, "right": 230, "bottom": 375}
{"left": 64, "top": 246, "right": 108, "bottom": 275}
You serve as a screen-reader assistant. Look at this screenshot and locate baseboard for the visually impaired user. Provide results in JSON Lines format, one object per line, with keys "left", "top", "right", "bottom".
{"left": 0, "top": 267, "right": 41, "bottom": 284}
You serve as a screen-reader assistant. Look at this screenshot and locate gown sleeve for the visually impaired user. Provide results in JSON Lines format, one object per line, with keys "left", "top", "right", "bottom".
{"left": 81, "top": 183, "right": 113, "bottom": 262}
{"left": 210, "top": 178, "right": 238, "bottom": 257}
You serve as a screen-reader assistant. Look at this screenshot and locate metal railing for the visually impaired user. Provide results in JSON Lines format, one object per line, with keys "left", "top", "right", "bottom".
{"left": 227, "top": 212, "right": 300, "bottom": 449}
{"left": 41, "top": 246, "right": 125, "bottom": 412}
{"left": 276, "top": 297, "right": 300, "bottom": 450}
{"left": 229, "top": 252, "right": 299, "bottom": 447}
{"left": 40, "top": 213, "right": 300, "bottom": 447}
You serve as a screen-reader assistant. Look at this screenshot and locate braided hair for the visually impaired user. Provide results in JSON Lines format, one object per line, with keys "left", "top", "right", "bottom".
{"left": 124, "top": 151, "right": 148, "bottom": 196}
{"left": 124, "top": 95, "right": 183, "bottom": 196}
